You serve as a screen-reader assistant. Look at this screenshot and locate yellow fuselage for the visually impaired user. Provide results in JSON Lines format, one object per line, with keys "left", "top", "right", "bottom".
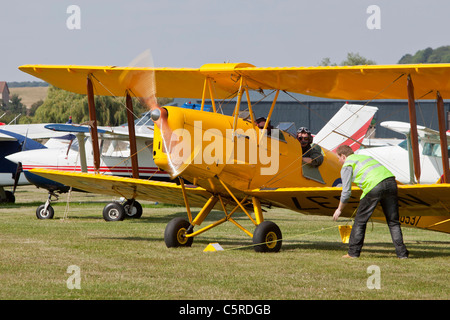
{"left": 152, "top": 106, "right": 342, "bottom": 199}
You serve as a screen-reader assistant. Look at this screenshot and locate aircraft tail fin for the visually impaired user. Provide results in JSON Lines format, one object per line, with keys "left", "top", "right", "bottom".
{"left": 314, "top": 103, "right": 378, "bottom": 152}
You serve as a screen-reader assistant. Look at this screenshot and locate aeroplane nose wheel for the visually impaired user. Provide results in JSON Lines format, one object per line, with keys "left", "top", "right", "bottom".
{"left": 102, "top": 202, "right": 125, "bottom": 221}
{"left": 36, "top": 204, "right": 54, "bottom": 219}
{"left": 164, "top": 217, "right": 193, "bottom": 248}
{"left": 252, "top": 221, "right": 282, "bottom": 253}
{"left": 123, "top": 199, "right": 143, "bottom": 219}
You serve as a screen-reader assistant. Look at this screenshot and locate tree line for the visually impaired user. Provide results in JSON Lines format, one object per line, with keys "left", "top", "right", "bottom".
{"left": 4, "top": 46, "right": 450, "bottom": 125}
{"left": 3, "top": 85, "right": 172, "bottom": 125}
{"left": 320, "top": 45, "right": 450, "bottom": 66}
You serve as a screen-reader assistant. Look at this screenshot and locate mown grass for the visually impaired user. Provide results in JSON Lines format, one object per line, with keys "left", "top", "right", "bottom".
{"left": 0, "top": 186, "right": 448, "bottom": 300}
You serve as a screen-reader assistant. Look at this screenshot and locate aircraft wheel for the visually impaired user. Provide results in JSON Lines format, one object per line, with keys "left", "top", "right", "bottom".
{"left": 36, "top": 204, "right": 54, "bottom": 219}
{"left": 164, "top": 218, "right": 193, "bottom": 248}
{"left": 123, "top": 199, "right": 143, "bottom": 219}
{"left": 102, "top": 202, "right": 125, "bottom": 221}
{"left": 4, "top": 191, "right": 15, "bottom": 203}
{"left": 252, "top": 221, "right": 282, "bottom": 253}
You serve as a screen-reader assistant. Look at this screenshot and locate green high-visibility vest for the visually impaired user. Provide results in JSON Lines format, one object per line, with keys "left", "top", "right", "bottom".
{"left": 343, "top": 154, "right": 394, "bottom": 199}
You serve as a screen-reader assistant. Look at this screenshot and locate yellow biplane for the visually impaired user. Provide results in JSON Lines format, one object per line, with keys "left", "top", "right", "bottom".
{"left": 19, "top": 62, "right": 450, "bottom": 252}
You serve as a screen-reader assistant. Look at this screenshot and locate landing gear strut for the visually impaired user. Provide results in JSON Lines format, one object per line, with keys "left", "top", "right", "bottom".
{"left": 164, "top": 177, "right": 283, "bottom": 252}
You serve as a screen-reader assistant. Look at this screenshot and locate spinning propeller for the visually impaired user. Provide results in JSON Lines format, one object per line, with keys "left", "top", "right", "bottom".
{"left": 119, "top": 50, "right": 188, "bottom": 178}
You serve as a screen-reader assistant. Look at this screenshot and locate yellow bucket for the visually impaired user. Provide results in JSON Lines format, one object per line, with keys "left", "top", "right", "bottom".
{"left": 338, "top": 225, "right": 352, "bottom": 244}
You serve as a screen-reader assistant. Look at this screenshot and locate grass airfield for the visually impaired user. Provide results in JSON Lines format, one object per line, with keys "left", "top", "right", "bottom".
{"left": 0, "top": 185, "right": 448, "bottom": 300}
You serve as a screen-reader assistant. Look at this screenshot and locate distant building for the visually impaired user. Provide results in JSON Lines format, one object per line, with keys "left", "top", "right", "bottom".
{"left": 0, "top": 81, "right": 10, "bottom": 107}
{"left": 174, "top": 92, "right": 450, "bottom": 139}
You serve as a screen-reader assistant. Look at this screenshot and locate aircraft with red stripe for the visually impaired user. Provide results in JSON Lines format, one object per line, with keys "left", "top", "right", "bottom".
{"left": 5, "top": 116, "right": 169, "bottom": 220}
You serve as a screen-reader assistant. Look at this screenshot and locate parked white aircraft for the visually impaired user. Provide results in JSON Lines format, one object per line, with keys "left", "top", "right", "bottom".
{"left": 0, "top": 123, "right": 71, "bottom": 203}
{"left": 357, "top": 121, "right": 450, "bottom": 184}
{"left": 6, "top": 113, "right": 170, "bottom": 220}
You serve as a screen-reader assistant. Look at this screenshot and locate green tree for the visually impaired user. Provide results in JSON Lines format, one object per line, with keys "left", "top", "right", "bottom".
{"left": 28, "top": 100, "right": 43, "bottom": 117}
{"left": 32, "top": 86, "right": 171, "bottom": 125}
{"left": 318, "top": 57, "right": 337, "bottom": 66}
{"left": 340, "top": 52, "right": 376, "bottom": 66}
{"left": 398, "top": 45, "right": 450, "bottom": 64}
{"left": 319, "top": 52, "right": 376, "bottom": 66}
{"left": 0, "top": 94, "right": 27, "bottom": 124}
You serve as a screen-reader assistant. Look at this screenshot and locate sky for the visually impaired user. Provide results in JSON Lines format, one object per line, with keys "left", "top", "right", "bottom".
{"left": 1, "top": 0, "right": 450, "bottom": 81}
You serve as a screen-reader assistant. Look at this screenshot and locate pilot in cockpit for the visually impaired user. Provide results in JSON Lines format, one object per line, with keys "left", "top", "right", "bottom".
{"left": 255, "top": 117, "right": 273, "bottom": 136}
{"left": 297, "top": 127, "right": 323, "bottom": 167}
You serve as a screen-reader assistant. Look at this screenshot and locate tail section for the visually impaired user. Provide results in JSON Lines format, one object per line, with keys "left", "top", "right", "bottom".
{"left": 314, "top": 103, "right": 378, "bottom": 152}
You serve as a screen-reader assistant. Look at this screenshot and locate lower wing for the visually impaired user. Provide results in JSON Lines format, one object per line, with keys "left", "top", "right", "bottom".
{"left": 29, "top": 168, "right": 450, "bottom": 233}
{"left": 29, "top": 168, "right": 212, "bottom": 207}
{"left": 246, "top": 184, "right": 450, "bottom": 233}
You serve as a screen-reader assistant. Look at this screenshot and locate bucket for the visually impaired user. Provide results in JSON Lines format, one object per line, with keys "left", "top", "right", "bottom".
{"left": 338, "top": 225, "right": 352, "bottom": 244}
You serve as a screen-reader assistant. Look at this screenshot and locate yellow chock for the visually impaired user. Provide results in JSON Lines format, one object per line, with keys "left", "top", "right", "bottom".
{"left": 203, "top": 243, "right": 224, "bottom": 252}
{"left": 338, "top": 225, "right": 352, "bottom": 244}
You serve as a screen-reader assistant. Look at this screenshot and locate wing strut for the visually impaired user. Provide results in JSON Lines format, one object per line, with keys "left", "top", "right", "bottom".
{"left": 263, "top": 90, "right": 279, "bottom": 135}
{"left": 407, "top": 75, "right": 421, "bottom": 183}
{"left": 232, "top": 77, "right": 245, "bottom": 137}
{"left": 436, "top": 92, "right": 450, "bottom": 183}
{"left": 125, "top": 92, "right": 139, "bottom": 179}
{"left": 200, "top": 77, "right": 217, "bottom": 112}
{"left": 178, "top": 177, "right": 193, "bottom": 223}
{"left": 76, "top": 132, "right": 88, "bottom": 172}
{"left": 87, "top": 75, "right": 101, "bottom": 173}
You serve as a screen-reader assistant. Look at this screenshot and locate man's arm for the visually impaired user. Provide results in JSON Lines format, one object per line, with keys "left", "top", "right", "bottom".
{"left": 306, "top": 145, "right": 324, "bottom": 167}
{"left": 333, "top": 166, "right": 353, "bottom": 221}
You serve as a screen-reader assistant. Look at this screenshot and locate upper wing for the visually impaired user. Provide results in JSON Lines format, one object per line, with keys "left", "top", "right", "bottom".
{"left": 237, "top": 64, "right": 450, "bottom": 100}
{"left": 19, "top": 63, "right": 254, "bottom": 99}
{"left": 1, "top": 123, "right": 74, "bottom": 140}
{"left": 19, "top": 63, "right": 450, "bottom": 100}
{"left": 246, "top": 184, "right": 450, "bottom": 218}
{"left": 44, "top": 124, "right": 154, "bottom": 139}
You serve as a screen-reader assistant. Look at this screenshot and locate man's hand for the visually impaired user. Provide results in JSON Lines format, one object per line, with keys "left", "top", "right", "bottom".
{"left": 333, "top": 208, "right": 342, "bottom": 221}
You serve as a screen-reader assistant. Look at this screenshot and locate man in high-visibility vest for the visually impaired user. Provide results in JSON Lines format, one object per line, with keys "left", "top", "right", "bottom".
{"left": 333, "top": 145, "right": 409, "bottom": 259}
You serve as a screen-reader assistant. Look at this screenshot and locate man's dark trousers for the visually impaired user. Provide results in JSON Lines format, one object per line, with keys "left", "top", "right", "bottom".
{"left": 348, "top": 177, "right": 409, "bottom": 258}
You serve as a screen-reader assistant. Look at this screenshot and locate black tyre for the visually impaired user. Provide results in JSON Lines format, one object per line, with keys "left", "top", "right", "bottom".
{"left": 4, "top": 191, "right": 15, "bottom": 203}
{"left": 36, "top": 204, "right": 55, "bottom": 219}
{"left": 164, "top": 217, "right": 193, "bottom": 248}
{"left": 102, "top": 202, "right": 125, "bottom": 221}
{"left": 252, "top": 221, "right": 282, "bottom": 253}
{"left": 123, "top": 199, "right": 143, "bottom": 218}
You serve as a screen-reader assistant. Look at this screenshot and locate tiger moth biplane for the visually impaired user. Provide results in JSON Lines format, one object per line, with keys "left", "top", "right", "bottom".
{"left": 19, "top": 62, "right": 450, "bottom": 252}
